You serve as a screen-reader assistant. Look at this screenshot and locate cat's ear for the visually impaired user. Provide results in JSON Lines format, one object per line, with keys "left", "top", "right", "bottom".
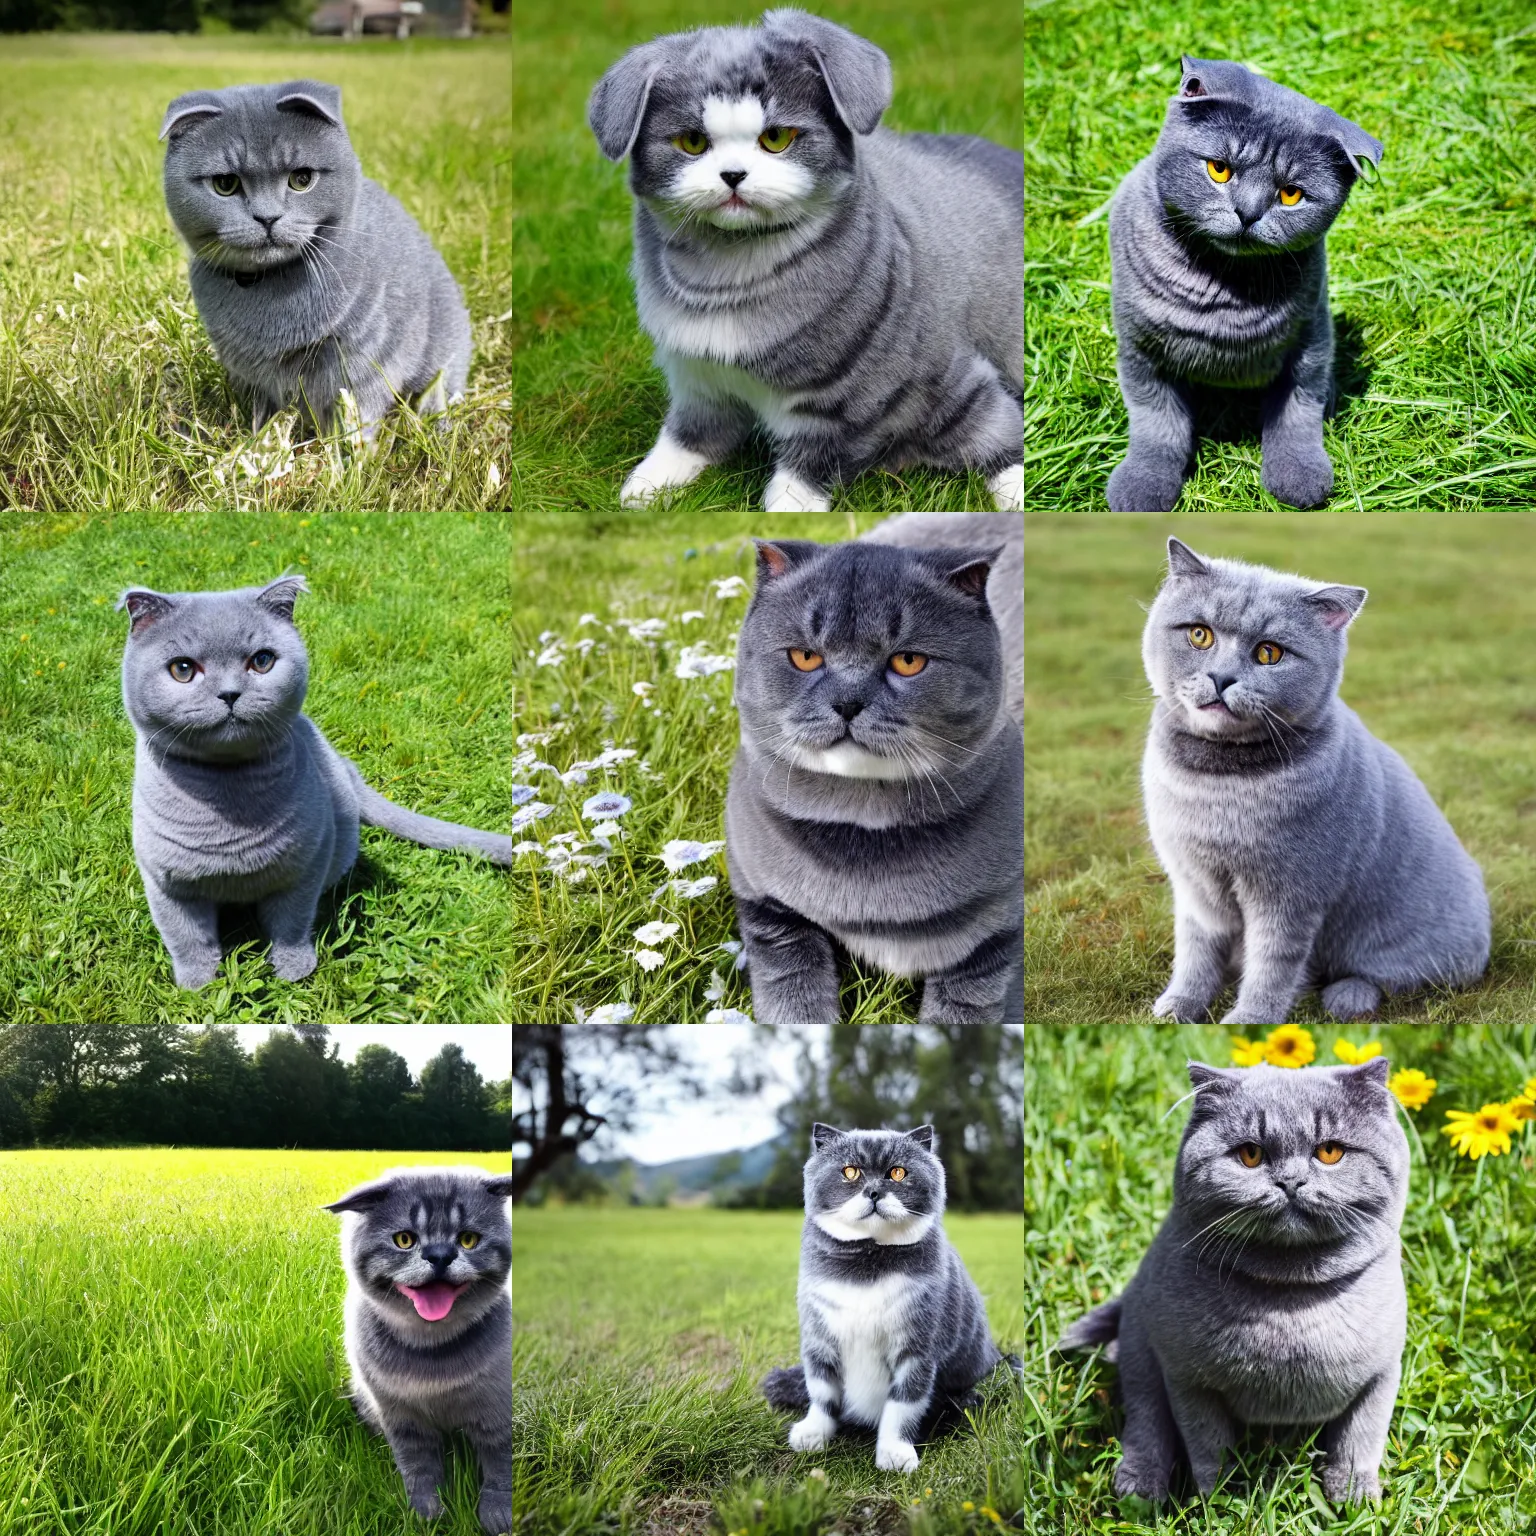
{"left": 753, "top": 540, "right": 824, "bottom": 582}
{"left": 1305, "top": 584, "right": 1367, "bottom": 631}
{"left": 1186, "top": 1062, "right": 1240, "bottom": 1117}
{"left": 275, "top": 81, "right": 343, "bottom": 128}
{"left": 255, "top": 575, "right": 310, "bottom": 622}
{"left": 160, "top": 92, "right": 223, "bottom": 142}
{"left": 811, "top": 1122, "right": 842, "bottom": 1149}
{"left": 1336, "top": 1056, "right": 1392, "bottom": 1093}
{"left": 906, "top": 1124, "right": 935, "bottom": 1150}
{"left": 941, "top": 550, "right": 1001, "bottom": 601}
{"left": 1317, "top": 108, "right": 1383, "bottom": 177}
{"left": 1166, "top": 537, "right": 1212, "bottom": 578}
{"left": 1177, "top": 54, "right": 1214, "bottom": 98}
{"left": 483, "top": 1174, "right": 514, "bottom": 1201}
{"left": 116, "top": 589, "right": 175, "bottom": 636}
{"left": 322, "top": 1176, "right": 393, "bottom": 1214}
{"left": 764, "top": 10, "right": 893, "bottom": 135}
{"left": 589, "top": 38, "right": 673, "bottom": 161}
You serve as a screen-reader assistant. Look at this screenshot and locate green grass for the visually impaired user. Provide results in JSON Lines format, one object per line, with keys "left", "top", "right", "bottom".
{"left": 1024, "top": 512, "right": 1536, "bottom": 1022}
{"left": 1025, "top": 0, "right": 1536, "bottom": 509}
{"left": 512, "top": 508, "right": 943, "bottom": 1024}
{"left": 511, "top": 0, "right": 1023, "bottom": 513}
{"left": 0, "top": 1146, "right": 513, "bottom": 1535}
{"left": 0, "top": 34, "right": 510, "bottom": 514}
{"left": 0, "top": 508, "right": 511, "bottom": 1023}
{"left": 512, "top": 1206, "right": 1025, "bottom": 1536}
{"left": 1025, "top": 1024, "right": 1536, "bottom": 1534}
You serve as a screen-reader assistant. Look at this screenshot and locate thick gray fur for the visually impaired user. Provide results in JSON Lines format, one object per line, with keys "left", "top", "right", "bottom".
{"left": 325, "top": 1167, "right": 512, "bottom": 1534}
{"left": 1058, "top": 1060, "right": 1409, "bottom": 1505}
{"left": 161, "top": 80, "right": 471, "bottom": 436}
{"left": 1107, "top": 57, "right": 1382, "bottom": 510}
{"left": 725, "top": 536, "right": 1022, "bottom": 1025}
{"left": 589, "top": 9, "right": 1022, "bottom": 512}
{"left": 760, "top": 1124, "right": 1006, "bottom": 1472}
{"left": 1142, "top": 538, "right": 1488, "bottom": 1025}
{"left": 118, "top": 576, "right": 511, "bottom": 990}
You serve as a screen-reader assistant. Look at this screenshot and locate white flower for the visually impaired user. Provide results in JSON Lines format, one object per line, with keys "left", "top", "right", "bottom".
{"left": 672, "top": 876, "right": 718, "bottom": 899}
{"left": 536, "top": 642, "right": 566, "bottom": 667}
{"left": 633, "top": 921, "right": 681, "bottom": 945}
{"left": 583, "top": 792, "right": 633, "bottom": 819}
{"left": 516, "top": 727, "right": 566, "bottom": 748}
{"left": 633, "top": 949, "right": 666, "bottom": 972}
{"left": 711, "top": 575, "right": 748, "bottom": 599}
{"left": 512, "top": 749, "right": 559, "bottom": 775}
{"left": 575, "top": 637, "right": 597, "bottom": 656}
{"left": 547, "top": 832, "right": 586, "bottom": 846}
{"left": 717, "top": 940, "right": 743, "bottom": 955}
{"left": 538, "top": 630, "right": 559, "bottom": 644}
{"left": 591, "top": 747, "right": 638, "bottom": 768}
{"left": 559, "top": 865, "right": 590, "bottom": 883}
{"left": 577, "top": 1002, "right": 634, "bottom": 1024}
{"left": 705, "top": 1007, "right": 753, "bottom": 1023}
{"left": 621, "top": 618, "right": 667, "bottom": 642}
{"left": 559, "top": 768, "right": 590, "bottom": 786}
{"left": 577, "top": 613, "right": 599, "bottom": 627}
{"left": 511, "top": 785, "right": 537, "bottom": 806}
{"left": 543, "top": 844, "right": 573, "bottom": 867}
{"left": 511, "top": 802, "right": 555, "bottom": 832}
{"left": 591, "top": 820, "right": 623, "bottom": 841}
{"left": 512, "top": 841, "right": 543, "bottom": 856}
{"left": 674, "top": 643, "right": 734, "bottom": 680}
{"left": 680, "top": 610, "right": 706, "bottom": 624}
{"left": 632, "top": 681, "right": 654, "bottom": 697}
{"left": 704, "top": 970, "right": 727, "bottom": 1002}
{"left": 660, "top": 839, "right": 725, "bottom": 873}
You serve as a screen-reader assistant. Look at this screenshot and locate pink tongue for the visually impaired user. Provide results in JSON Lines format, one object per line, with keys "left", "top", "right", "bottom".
{"left": 398, "top": 1282, "right": 466, "bottom": 1321}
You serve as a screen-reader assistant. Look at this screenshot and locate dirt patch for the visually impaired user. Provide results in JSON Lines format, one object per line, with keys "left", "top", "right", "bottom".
{"left": 638, "top": 1496, "right": 717, "bottom": 1536}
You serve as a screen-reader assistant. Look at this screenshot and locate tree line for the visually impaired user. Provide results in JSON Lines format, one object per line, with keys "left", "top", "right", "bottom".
{"left": 0, "top": 1025, "right": 510, "bottom": 1151}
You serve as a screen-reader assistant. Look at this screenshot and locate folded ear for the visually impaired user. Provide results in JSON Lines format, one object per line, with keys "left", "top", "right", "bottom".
{"left": 1338, "top": 1056, "right": 1391, "bottom": 1090}
{"left": 1318, "top": 106, "right": 1383, "bottom": 176}
{"left": 276, "top": 81, "right": 343, "bottom": 128}
{"left": 160, "top": 92, "right": 223, "bottom": 142}
{"left": 1167, "top": 537, "right": 1212, "bottom": 578}
{"left": 940, "top": 550, "right": 1001, "bottom": 601}
{"left": 764, "top": 9, "right": 892, "bottom": 134}
{"left": 483, "top": 1174, "right": 514, "bottom": 1201}
{"left": 754, "top": 539, "right": 826, "bottom": 582}
{"left": 906, "top": 1124, "right": 935, "bottom": 1149}
{"left": 1306, "top": 584, "right": 1367, "bottom": 631}
{"left": 116, "top": 589, "right": 175, "bottom": 635}
{"left": 588, "top": 38, "right": 672, "bottom": 161}
{"left": 255, "top": 575, "right": 309, "bottom": 622}
{"left": 811, "top": 1122, "right": 842, "bottom": 1150}
{"left": 323, "top": 1176, "right": 393, "bottom": 1214}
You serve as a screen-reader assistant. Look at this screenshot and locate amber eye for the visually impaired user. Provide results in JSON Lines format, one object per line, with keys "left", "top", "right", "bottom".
{"left": 1279, "top": 185, "right": 1303, "bottom": 206}
{"left": 1236, "top": 1143, "right": 1263, "bottom": 1167}
{"left": 890, "top": 651, "right": 927, "bottom": 677}
{"left": 789, "top": 648, "right": 824, "bottom": 672}
{"left": 1188, "top": 625, "right": 1215, "bottom": 650}
{"left": 758, "top": 126, "right": 799, "bottom": 153}
{"left": 888, "top": 1167, "right": 906, "bottom": 1181}
{"left": 211, "top": 173, "right": 241, "bottom": 197}
{"left": 1254, "top": 641, "right": 1283, "bottom": 665}
{"left": 392, "top": 1231, "right": 415, "bottom": 1250}
{"left": 1206, "top": 159, "right": 1232, "bottom": 183}
{"left": 288, "top": 168, "right": 315, "bottom": 193}
{"left": 458, "top": 1231, "right": 480, "bottom": 1250}
{"left": 248, "top": 649, "right": 276, "bottom": 673}
{"left": 167, "top": 658, "right": 197, "bottom": 683}
{"left": 1316, "top": 1143, "right": 1344, "bottom": 1165}
{"left": 672, "top": 130, "right": 709, "bottom": 155}
{"left": 842, "top": 1166, "right": 860, "bottom": 1182}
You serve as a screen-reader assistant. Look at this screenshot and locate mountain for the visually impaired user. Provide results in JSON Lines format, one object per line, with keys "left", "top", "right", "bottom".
{"left": 581, "top": 1133, "right": 786, "bottom": 1201}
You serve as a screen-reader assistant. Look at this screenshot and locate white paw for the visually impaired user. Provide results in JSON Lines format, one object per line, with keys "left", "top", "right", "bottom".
{"left": 764, "top": 466, "right": 831, "bottom": 512}
{"left": 875, "top": 1439, "right": 919, "bottom": 1473}
{"left": 787, "top": 1415, "right": 832, "bottom": 1452}
{"left": 620, "top": 429, "right": 711, "bottom": 507}
{"left": 988, "top": 462, "right": 1023, "bottom": 511}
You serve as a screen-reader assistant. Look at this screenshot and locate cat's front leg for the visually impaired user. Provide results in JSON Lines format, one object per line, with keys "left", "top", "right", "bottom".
{"left": 1107, "top": 343, "right": 1194, "bottom": 512}
{"left": 1319, "top": 1362, "right": 1398, "bottom": 1503}
{"left": 256, "top": 878, "right": 326, "bottom": 982}
{"left": 142, "top": 873, "right": 222, "bottom": 990}
{"left": 787, "top": 1350, "right": 843, "bottom": 1452}
{"left": 1163, "top": 1376, "right": 1238, "bottom": 1495}
{"left": 875, "top": 1355, "right": 936, "bottom": 1473}
{"left": 763, "top": 463, "right": 832, "bottom": 513}
{"left": 1260, "top": 299, "right": 1335, "bottom": 508}
{"left": 379, "top": 1414, "right": 446, "bottom": 1519}
{"left": 735, "top": 894, "right": 841, "bottom": 1024}
{"left": 463, "top": 1413, "right": 512, "bottom": 1533}
{"left": 1111, "top": 1305, "right": 1178, "bottom": 1501}
{"left": 920, "top": 928, "right": 1018, "bottom": 1024}
{"left": 621, "top": 394, "right": 753, "bottom": 508}
{"left": 1152, "top": 906, "right": 1235, "bottom": 1022}
{"left": 1220, "top": 909, "right": 1320, "bottom": 1025}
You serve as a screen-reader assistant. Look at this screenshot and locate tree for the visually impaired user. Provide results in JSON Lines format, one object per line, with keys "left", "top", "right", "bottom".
{"left": 349, "top": 1044, "right": 414, "bottom": 1147}
{"left": 253, "top": 1029, "right": 351, "bottom": 1148}
{"left": 421, "top": 1043, "right": 496, "bottom": 1150}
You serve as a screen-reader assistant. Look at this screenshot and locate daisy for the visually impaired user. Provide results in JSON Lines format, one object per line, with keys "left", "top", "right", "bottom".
{"left": 1442, "top": 1101, "right": 1521, "bottom": 1159}
{"left": 1229, "top": 1037, "right": 1267, "bottom": 1067}
{"left": 1334, "top": 1039, "right": 1382, "bottom": 1065}
{"left": 1387, "top": 1068, "right": 1437, "bottom": 1110}
{"left": 511, "top": 802, "right": 555, "bottom": 832}
{"left": 633, "top": 949, "right": 666, "bottom": 972}
{"left": 583, "top": 792, "right": 633, "bottom": 819}
{"left": 633, "top": 921, "right": 681, "bottom": 946}
{"left": 591, "top": 820, "right": 624, "bottom": 841}
{"left": 675, "top": 643, "right": 734, "bottom": 680}
{"left": 1262, "top": 1025, "right": 1315, "bottom": 1069}
{"left": 559, "top": 767, "right": 590, "bottom": 786}
{"left": 660, "top": 838, "right": 725, "bottom": 873}
{"left": 512, "top": 785, "right": 537, "bottom": 806}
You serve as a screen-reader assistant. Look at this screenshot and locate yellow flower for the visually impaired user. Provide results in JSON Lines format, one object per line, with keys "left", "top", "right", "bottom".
{"left": 962, "top": 1503, "right": 975, "bottom": 1514}
{"left": 1230, "top": 1036, "right": 1267, "bottom": 1067}
{"left": 1263, "top": 1025, "right": 1315, "bottom": 1068}
{"left": 1442, "top": 1101, "right": 1521, "bottom": 1159}
{"left": 1334, "top": 1038, "right": 1382, "bottom": 1064}
{"left": 979, "top": 1509, "right": 1004, "bottom": 1527}
{"left": 1510, "top": 1095, "right": 1535, "bottom": 1125}
{"left": 1388, "top": 1068, "right": 1437, "bottom": 1111}
{"left": 1525, "top": 1076, "right": 1536, "bottom": 1101}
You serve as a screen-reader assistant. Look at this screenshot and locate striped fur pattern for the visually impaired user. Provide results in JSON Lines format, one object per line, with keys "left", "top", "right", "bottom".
{"left": 1106, "top": 57, "right": 1382, "bottom": 510}
{"left": 589, "top": 9, "right": 1022, "bottom": 511}
{"left": 161, "top": 81, "right": 471, "bottom": 437}
{"left": 725, "top": 536, "right": 1022, "bottom": 1024}
{"left": 326, "top": 1168, "right": 512, "bottom": 1534}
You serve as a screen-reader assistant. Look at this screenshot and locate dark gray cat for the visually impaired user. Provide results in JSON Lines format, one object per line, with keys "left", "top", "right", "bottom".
{"left": 325, "top": 1167, "right": 512, "bottom": 1534}
{"left": 1106, "top": 57, "right": 1382, "bottom": 510}
{"left": 590, "top": 8, "right": 1022, "bottom": 512}
{"left": 1142, "top": 538, "right": 1489, "bottom": 1024}
{"left": 161, "top": 80, "right": 472, "bottom": 437}
{"left": 1059, "top": 1060, "right": 1409, "bottom": 1505}
{"left": 726, "top": 532, "right": 1022, "bottom": 1024}
{"left": 119, "top": 576, "right": 511, "bottom": 990}
{"left": 762, "top": 1124, "right": 1012, "bottom": 1472}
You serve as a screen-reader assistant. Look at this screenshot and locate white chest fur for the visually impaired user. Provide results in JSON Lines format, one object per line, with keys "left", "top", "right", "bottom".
{"left": 659, "top": 348, "right": 803, "bottom": 433}
{"left": 800, "top": 1271, "right": 912, "bottom": 1425}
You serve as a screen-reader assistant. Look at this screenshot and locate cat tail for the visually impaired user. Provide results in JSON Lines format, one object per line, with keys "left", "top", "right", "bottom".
{"left": 1056, "top": 1298, "right": 1121, "bottom": 1361}
{"left": 760, "top": 1365, "right": 809, "bottom": 1413}
{"left": 351, "top": 772, "right": 513, "bottom": 867}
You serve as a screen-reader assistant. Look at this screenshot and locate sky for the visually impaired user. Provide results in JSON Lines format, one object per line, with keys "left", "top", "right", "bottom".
{"left": 233, "top": 1025, "right": 510, "bottom": 1082}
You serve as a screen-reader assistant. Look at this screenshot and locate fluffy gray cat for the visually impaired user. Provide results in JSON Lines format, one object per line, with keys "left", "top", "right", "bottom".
{"left": 726, "top": 530, "right": 1022, "bottom": 1024}
{"left": 161, "top": 80, "right": 472, "bottom": 437}
{"left": 118, "top": 575, "right": 511, "bottom": 990}
{"left": 1142, "top": 538, "right": 1489, "bottom": 1024}
{"left": 1106, "top": 57, "right": 1382, "bottom": 511}
{"left": 762, "top": 1124, "right": 1012, "bottom": 1472}
{"left": 325, "top": 1167, "right": 512, "bottom": 1534}
{"left": 589, "top": 8, "right": 1023, "bottom": 512}
{"left": 1059, "top": 1059, "right": 1409, "bottom": 1504}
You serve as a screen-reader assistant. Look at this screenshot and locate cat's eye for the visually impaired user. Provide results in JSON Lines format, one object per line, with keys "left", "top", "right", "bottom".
{"left": 287, "top": 168, "right": 316, "bottom": 193}
{"left": 1315, "top": 1142, "right": 1344, "bottom": 1164}
{"left": 248, "top": 649, "right": 277, "bottom": 673}
{"left": 890, "top": 652, "right": 927, "bottom": 677}
{"left": 458, "top": 1231, "right": 480, "bottom": 1250}
{"left": 1236, "top": 1142, "right": 1263, "bottom": 1167}
{"left": 211, "top": 173, "right": 242, "bottom": 197}
{"left": 1188, "top": 625, "right": 1215, "bottom": 650}
{"left": 888, "top": 1166, "right": 906, "bottom": 1181}
{"left": 392, "top": 1231, "right": 415, "bottom": 1249}
{"left": 673, "top": 130, "right": 709, "bottom": 156}
{"left": 789, "top": 648, "right": 824, "bottom": 672}
{"left": 167, "top": 658, "right": 197, "bottom": 683}
{"left": 1206, "top": 159, "right": 1232, "bottom": 184}
{"left": 1279, "top": 185, "right": 1303, "bottom": 206}
{"left": 1254, "top": 642, "right": 1283, "bottom": 665}
{"left": 759, "top": 126, "right": 799, "bottom": 153}
{"left": 841, "top": 1165, "right": 860, "bottom": 1181}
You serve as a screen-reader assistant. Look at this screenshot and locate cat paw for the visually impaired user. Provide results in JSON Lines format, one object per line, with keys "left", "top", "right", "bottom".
{"left": 875, "top": 1439, "right": 920, "bottom": 1473}
{"left": 788, "top": 1414, "right": 834, "bottom": 1451}
{"left": 269, "top": 944, "right": 318, "bottom": 982}
{"left": 620, "top": 430, "right": 711, "bottom": 507}
{"left": 478, "top": 1489, "right": 512, "bottom": 1534}
{"left": 988, "top": 462, "right": 1023, "bottom": 510}
{"left": 1322, "top": 1464, "right": 1381, "bottom": 1503}
{"left": 1321, "top": 976, "right": 1381, "bottom": 1020}
{"left": 1106, "top": 455, "right": 1185, "bottom": 512}
{"left": 1219, "top": 999, "right": 1295, "bottom": 1025}
{"left": 763, "top": 466, "right": 832, "bottom": 512}
{"left": 1112, "top": 1459, "right": 1170, "bottom": 1501}
{"left": 1261, "top": 448, "right": 1334, "bottom": 508}
{"left": 406, "top": 1484, "right": 444, "bottom": 1520}
{"left": 170, "top": 955, "right": 221, "bottom": 990}
{"left": 1151, "top": 990, "right": 1214, "bottom": 1022}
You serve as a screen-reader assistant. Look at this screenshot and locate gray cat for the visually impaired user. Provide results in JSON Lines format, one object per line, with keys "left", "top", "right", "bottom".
{"left": 1142, "top": 538, "right": 1489, "bottom": 1024}
{"left": 1106, "top": 57, "right": 1382, "bottom": 510}
{"left": 726, "top": 530, "right": 1023, "bottom": 1024}
{"left": 161, "top": 80, "right": 472, "bottom": 437}
{"left": 762, "top": 1124, "right": 1011, "bottom": 1472}
{"left": 118, "top": 575, "right": 511, "bottom": 990}
{"left": 1059, "top": 1059, "right": 1409, "bottom": 1504}
{"left": 325, "top": 1167, "right": 512, "bottom": 1534}
{"left": 589, "top": 8, "right": 1023, "bottom": 512}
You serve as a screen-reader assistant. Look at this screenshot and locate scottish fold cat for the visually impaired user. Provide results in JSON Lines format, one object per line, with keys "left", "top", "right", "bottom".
{"left": 1142, "top": 538, "right": 1488, "bottom": 1024}
{"left": 589, "top": 8, "right": 1023, "bottom": 512}
{"left": 762, "top": 1124, "right": 1012, "bottom": 1471}
{"left": 161, "top": 80, "right": 472, "bottom": 436}
{"left": 726, "top": 528, "right": 1023, "bottom": 1024}
{"left": 325, "top": 1167, "right": 512, "bottom": 1534}
{"left": 1107, "top": 58, "right": 1382, "bottom": 510}
{"left": 1059, "top": 1059, "right": 1409, "bottom": 1504}
{"left": 119, "top": 575, "right": 510, "bottom": 990}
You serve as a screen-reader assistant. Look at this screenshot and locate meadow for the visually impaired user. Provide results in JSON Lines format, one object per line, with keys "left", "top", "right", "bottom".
{"left": 0, "top": 1146, "right": 514, "bottom": 1536}
{"left": 1024, "top": 513, "right": 1536, "bottom": 1023}
{"left": 0, "top": 508, "right": 512, "bottom": 1023}
{"left": 511, "top": 0, "right": 1023, "bottom": 514}
{"left": 512, "top": 1206, "right": 1025, "bottom": 1536}
{"left": 1025, "top": 0, "right": 1536, "bottom": 510}
{"left": 0, "top": 33, "right": 510, "bottom": 515}
{"left": 1025, "top": 1023, "right": 1536, "bottom": 1535}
